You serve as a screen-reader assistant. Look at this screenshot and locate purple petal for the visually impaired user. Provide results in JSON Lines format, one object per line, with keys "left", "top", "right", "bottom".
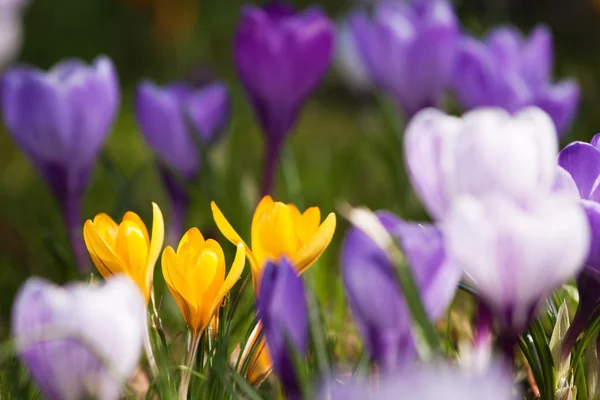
{"left": 485, "top": 27, "right": 522, "bottom": 71}
{"left": 452, "top": 37, "right": 498, "bottom": 109}
{"left": 185, "top": 82, "right": 230, "bottom": 144}
{"left": 520, "top": 25, "right": 553, "bottom": 91}
{"left": 135, "top": 80, "right": 199, "bottom": 178}
{"left": 552, "top": 166, "right": 580, "bottom": 198}
{"left": 590, "top": 133, "right": 600, "bottom": 149}
{"left": 535, "top": 79, "right": 580, "bottom": 135}
{"left": 557, "top": 141, "right": 600, "bottom": 201}
{"left": 582, "top": 200, "right": 600, "bottom": 272}
{"left": 335, "top": 18, "right": 374, "bottom": 93}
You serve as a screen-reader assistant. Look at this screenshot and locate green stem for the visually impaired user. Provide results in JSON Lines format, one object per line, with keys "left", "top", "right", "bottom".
{"left": 388, "top": 243, "right": 441, "bottom": 357}
{"left": 178, "top": 330, "right": 202, "bottom": 400}
{"left": 281, "top": 143, "right": 304, "bottom": 209}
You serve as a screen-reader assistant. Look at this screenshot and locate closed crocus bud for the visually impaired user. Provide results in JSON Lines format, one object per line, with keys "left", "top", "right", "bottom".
{"left": 445, "top": 194, "right": 590, "bottom": 355}
{"left": 257, "top": 258, "right": 308, "bottom": 399}
{"left": 320, "top": 362, "right": 518, "bottom": 400}
{"left": 404, "top": 107, "right": 558, "bottom": 220}
{"left": 350, "top": 0, "right": 459, "bottom": 118}
{"left": 234, "top": 2, "right": 334, "bottom": 195}
{"left": 83, "top": 202, "right": 165, "bottom": 303}
{"left": 12, "top": 275, "right": 146, "bottom": 400}
{"left": 211, "top": 195, "right": 336, "bottom": 290}
{"left": 335, "top": 17, "right": 373, "bottom": 95}
{"left": 453, "top": 25, "right": 579, "bottom": 135}
{"left": 342, "top": 211, "right": 460, "bottom": 372}
{"left": 2, "top": 56, "right": 119, "bottom": 273}
{"left": 558, "top": 134, "right": 600, "bottom": 353}
{"left": 135, "top": 81, "right": 230, "bottom": 244}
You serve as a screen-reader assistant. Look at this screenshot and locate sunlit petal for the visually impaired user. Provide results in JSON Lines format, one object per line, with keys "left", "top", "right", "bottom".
{"left": 293, "top": 212, "right": 336, "bottom": 273}
{"left": 211, "top": 243, "right": 245, "bottom": 316}
{"left": 83, "top": 220, "right": 126, "bottom": 278}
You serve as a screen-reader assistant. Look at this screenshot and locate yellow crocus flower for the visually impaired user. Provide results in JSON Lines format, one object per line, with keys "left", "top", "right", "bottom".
{"left": 211, "top": 195, "right": 336, "bottom": 289}
{"left": 161, "top": 228, "right": 246, "bottom": 333}
{"left": 83, "top": 203, "right": 164, "bottom": 303}
{"left": 238, "top": 324, "right": 272, "bottom": 385}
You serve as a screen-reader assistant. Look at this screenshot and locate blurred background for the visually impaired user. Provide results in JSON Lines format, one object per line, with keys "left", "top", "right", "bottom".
{"left": 1, "top": 0, "right": 599, "bottom": 350}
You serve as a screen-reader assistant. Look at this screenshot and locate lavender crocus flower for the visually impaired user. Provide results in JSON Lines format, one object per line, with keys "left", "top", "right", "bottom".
{"left": 404, "top": 107, "right": 558, "bottom": 220}
{"left": 341, "top": 211, "right": 460, "bottom": 372}
{"left": 557, "top": 134, "right": 600, "bottom": 352}
{"left": 12, "top": 275, "right": 146, "bottom": 400}
{"left": 257, "top": 258, "right": 308, "bottom": 399}
{"left": 2, "top": 56, "right": 119, "bottom": 273}
{"left": 319, "top": 362, "right": 518, "bottom": 400}
{"left": 349, "top": 0, "right": 459, "bottom": 118}
{"left": 135, "top": 80, "right": 229, "bottom": 244}
{"left": 0, "top": 0, "right": 27, "bottom": 69}
{"left": 234, "top": 2, "right": 334, "bottom": 195}
{"left": 453, "top": 25, "right": 579, "bottom": 135}
{"left": 444, "top": 194, "right": 590, "bottom": 354}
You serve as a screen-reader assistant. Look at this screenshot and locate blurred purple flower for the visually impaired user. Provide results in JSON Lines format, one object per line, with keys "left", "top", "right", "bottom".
{"left": 558, "top": 134, "right": 600, "bottom": 352}
{"left": 335, "top": 17, "right": 373, "bottom": 95}
{"left": 349, "top": 0, "right": 459, "bottom": 117}
{"left": 404, "top": 107, "right": 558, "bottom": 220}
{"left": 444, "top": 194, "right": 589, "bottom": 352}
{"left": 1, "top": 56, "right": 119, "bottom": 273}
{"left": 319, "top": 362, "right": 518, "bottom": 400}
{"left": 453, "top": 25, "right": 579, "bottom": 135}
{"left": 135, "top": 80, "right": 229, "bottom": 244}
{"left": 341, "top": 211, "right": 460, "bottom": 372}
{"left": 257, "top": 257, "right": 308, "bottom": 399}
{"left": 233, "top": 2, "right": 334, "bottom": 195}
{"left": 0, "top": 0, "right": 27, "bottom": 69}
{"left": 12, "top": 275, "right": 146, "bottom": 400}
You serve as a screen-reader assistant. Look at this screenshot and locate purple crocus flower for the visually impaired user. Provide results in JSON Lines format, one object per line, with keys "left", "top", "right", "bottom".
{"left": 257, "top": 257, "right": 308, "bottom": 399}
{"left": 335, "top": 17, "right": 373, "bottom": 95}
{"left": 341, "top": 211, "right": 460, "bottom": 372}
{"left": 453, "top": 25, "right": 579, "bottom": 136}
{"left": 233, "top": 2, "right": 334, "bottom": 195}
{"left": 557, "top": 134, "right": 600, "bottom": 352}
{"left": 12, "top": 275, "right": 146, "bottom": 400}
{"left": 1, "top": 56, "right": 119, "bottom": 273}
{"left": 404, "top": 107, "right": 559, "bottom": 220}
{"left": 135, "top": 80, "right": 229, "bottom": 244}
{"left": 349, "top": 0, "right": 459, "bottom": 118}
{"left": 444, "top": 193, "right": 590, "bottom": 355}
{"left": 319, "top": 362, "right": 518, "bottom": 400}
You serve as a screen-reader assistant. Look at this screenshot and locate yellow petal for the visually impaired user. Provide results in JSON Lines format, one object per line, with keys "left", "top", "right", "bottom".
{"left": 202, "top": 239, "right": 226, "bottom": 298}
{"left": 292, "top": 212, "right": 336, "bottom": 274}
{"left": 83, "top": 220, "right": 127, "bottom": 278}
{"left": 211, "top": 243, "right": 245, "bottom": 317}
{"left": 146, "top": 202, "right": 165, "bottom": 295}
{"left": 177, "top": 227, "right": 205, "bottom": 254}
{"left": 251, "top": 196, "right": 274, "bottom": 266}
{"left": 122, "top": 211, "right": 150, "bottom": 247}
{"left": 211, "top": 201, "right": 259, "bottom": 270}
{"left": 257, "top": 202, "right": 300, "bottom": 257}
{"left": 92, "top": 213, "right": 119, "bottom": 248}
{"left": 115, "top": 220, "right": 150, "bottom": 298}
{"left": 296, "top": 207, "right": 321, "bottom": 244}
{"left": 241, "top": 324, "right": 273, "bottom": 384}
{"left": 162, "top": 246, "right": 197, "bottom": 330}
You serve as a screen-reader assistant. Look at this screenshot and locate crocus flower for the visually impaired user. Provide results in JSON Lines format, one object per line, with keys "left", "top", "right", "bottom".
{"left": 136, "top": 81, "right": 229, "bottom": 243}
{"left": 2, "top": 56, "right": 119, "bottom": 273}
{"left": 12, "top": 275, "right": 146, "bottom": 400}
{"left": 83, "top": 202, "right": 165, "bottom": 303}
{"left": 557, "top": 134, "right": 600, "bottom": 352}
{"left": 444, "top": 194, "right": 590, "bottom": 351}
{"left": 0, "top": 0, "right": 27, "bottom": 69}
{"left": 257, "top": 258, "right": 308, "bottom": 399}
{"left": 161, "top": 227, "right": 245, "bottom": 333}
{"left": 319, "top": 362, "right": 518, "bottom": 400}
{"left": 349, "top": 0, "right": 459, "bottom": 117}
{"left": 453, "top": 25, "right": 579, "bottom": 135}
{"left": 404, "top": 107, "right": 558, "bottom": 220}
{"left": 211, "top": 195, "right": 336, "bottom": 289}
{"left": 233, "top": 3, "right": 334, "bottom": 195}
{"left": 342, "top": 211, "right": 460, "bottom": 372}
